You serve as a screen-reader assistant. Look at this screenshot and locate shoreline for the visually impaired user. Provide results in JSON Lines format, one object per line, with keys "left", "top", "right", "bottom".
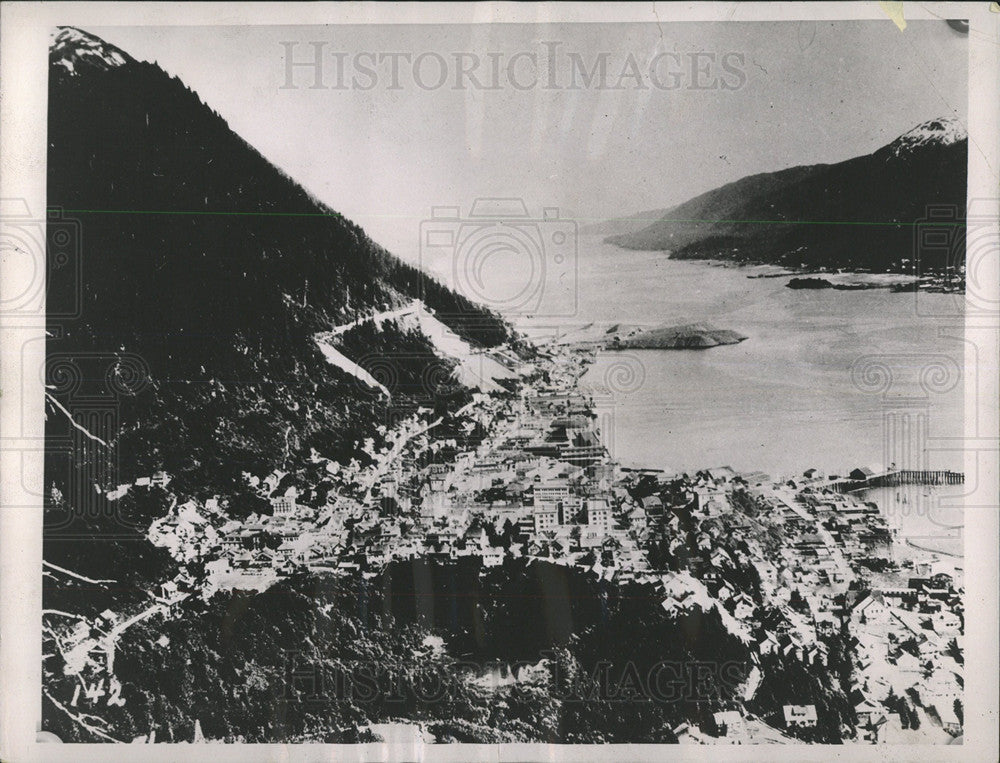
{"left": 905, "top": 538, "right": 962, "bottom": 560}
{"left": 588, "top": 237, "right": 964, "bottom": 293}
{"left": 854, "top": 484, "right": 964, "bottom": 576}
{"left": 566, "top": 338, "right": 961, "bottom": 486}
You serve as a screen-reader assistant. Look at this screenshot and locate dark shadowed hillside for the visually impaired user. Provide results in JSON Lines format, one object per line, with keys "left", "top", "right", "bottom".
{"left": 44, "top": 27, "right": 513, "bottom": 569}
{"left": 43, "top": 562, "right": 754, "bottom": 743}
{"left": 607, "top": 118, "right": 967, "bottom": 273}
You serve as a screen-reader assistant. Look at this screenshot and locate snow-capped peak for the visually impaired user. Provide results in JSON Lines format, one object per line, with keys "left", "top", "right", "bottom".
{"left": 50, "top": 26, "right": 132, "bottom": 76}
{"left": 887, "top": 117, "right": 967, "bottom": 157}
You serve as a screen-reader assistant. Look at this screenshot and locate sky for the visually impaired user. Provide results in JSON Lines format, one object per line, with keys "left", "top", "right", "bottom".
{"left": 90, "top": 20, "right": 968, "bottom": 262}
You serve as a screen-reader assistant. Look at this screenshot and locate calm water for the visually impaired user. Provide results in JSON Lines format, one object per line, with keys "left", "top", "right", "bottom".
{"left": 859, "top": 485, "right": 964, "bottom": 559}
{"left": 426, "top": 234, "right": 965, "bottom": 479}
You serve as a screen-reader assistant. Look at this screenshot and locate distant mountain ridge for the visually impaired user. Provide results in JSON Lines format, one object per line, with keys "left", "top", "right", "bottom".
{"left": 884, "top": 117, "right": 966, "bottom": 158}
{"left": 579, "top": 207, "right": 672, "bottom": 237}
{"left": 606, "top": 117, "right": 967, "bottom": 272}
{"left": 51, "top": 25, "right": 133, "bottom": 72}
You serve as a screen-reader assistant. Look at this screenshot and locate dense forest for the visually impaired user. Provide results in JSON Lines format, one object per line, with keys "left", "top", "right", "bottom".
{"left": 44, "top": 28, "right": 513, "bottom": 553}
{"left": 44, "top": 560, "right": 757, "bottom": 743}
{"left": 43, "top": 28, "right": 520, "bottom": 727}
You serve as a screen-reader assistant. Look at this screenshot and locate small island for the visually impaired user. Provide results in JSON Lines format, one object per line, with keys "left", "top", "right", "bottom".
{"left": 786, "top": 276, "right": 835, "bottom": 290}
{"left": 607, "top": 322, "right": 748, "bottom": 350}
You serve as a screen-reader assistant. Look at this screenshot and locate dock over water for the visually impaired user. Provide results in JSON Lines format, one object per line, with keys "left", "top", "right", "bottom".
{"left": 827, "top": 470, "right": 964, "bottom": 493}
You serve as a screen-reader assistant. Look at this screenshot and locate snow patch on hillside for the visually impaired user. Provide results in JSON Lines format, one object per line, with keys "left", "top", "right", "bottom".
{"left": 888, "top": 117, "right": 966, "bottom": 157}
{"left": 659, "top": 572, "right": 753, "bottom": 643}
{"left": 51, "top": 27, "right": 131, "bottom": 75}
{"left": 319, "top": 300, "right": 516, "bottom": 394}
{"left": 315, "top": 339, "right": 391, "bottom": 397}
{"left": 395, "top": 302, "right": 517, "bottom": 392}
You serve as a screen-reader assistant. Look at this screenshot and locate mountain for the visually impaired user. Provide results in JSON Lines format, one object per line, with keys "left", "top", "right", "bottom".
{"left": 606, "top": 117, "right": 967, "bottom": 272}
{"left": 44, "top": 27, "right": 514, "bottom": 565}
{"left": 884, "top": 117, "right": 966, "bottom": 158}
{"left": 579, "top": 207, "right": 671, "bottom": 237}
{"left": 50, "top": 25, "right": 133, "bottom": 72}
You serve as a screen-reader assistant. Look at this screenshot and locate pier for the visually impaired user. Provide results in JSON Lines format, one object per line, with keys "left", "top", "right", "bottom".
{"left": 827, "top": 470, "right": 964, "bottom": 493}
